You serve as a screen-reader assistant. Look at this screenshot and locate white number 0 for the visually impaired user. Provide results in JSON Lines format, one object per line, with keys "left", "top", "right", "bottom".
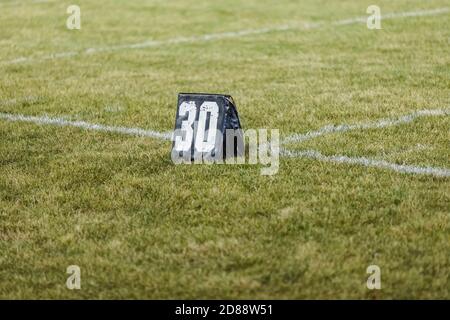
{"left": 195, "top": 101, "right": 219, "bottom": 153}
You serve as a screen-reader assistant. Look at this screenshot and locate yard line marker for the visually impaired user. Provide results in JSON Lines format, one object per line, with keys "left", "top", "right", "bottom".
{"left": 283, "top": 109, "right": 450, "bottom": 145}
{"left": 281, "top": 148, "right": 450, "bottom": 178}
{"left": 2, "top": 7, "right": 448, "bottom": 65}
{"left": 0, "top": 112, "right": 172, "bottom": 140}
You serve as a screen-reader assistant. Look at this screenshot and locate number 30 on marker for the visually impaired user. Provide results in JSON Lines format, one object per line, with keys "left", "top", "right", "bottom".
{"left": 174, "top": 101, "right": 219, "bottom": 153}
{"left": 171, "top": 93, "right": 242, "bottom": 162}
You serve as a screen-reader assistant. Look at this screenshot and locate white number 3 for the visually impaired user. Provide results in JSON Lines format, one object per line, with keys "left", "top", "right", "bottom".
{"left": 174, "top": 101, "right": 197, "bottom": 152}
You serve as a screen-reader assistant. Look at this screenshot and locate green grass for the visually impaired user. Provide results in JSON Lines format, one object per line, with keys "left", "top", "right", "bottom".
{"left": 0, "top": 0, "right": 449, "bottom": 299}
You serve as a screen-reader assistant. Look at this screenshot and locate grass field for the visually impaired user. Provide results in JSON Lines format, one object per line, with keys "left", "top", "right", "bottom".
{"left": 0, "top": 0, "right": 449, "bottom": 299}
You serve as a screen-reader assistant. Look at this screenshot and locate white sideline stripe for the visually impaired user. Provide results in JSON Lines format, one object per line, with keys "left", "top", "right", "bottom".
{"left": 0, "top": 112, "right": 172, "bottom": 140}
{"left": 2, "top": 7, "right": 449, "bottom": 65}
{"left": 283, "top": 109, "right": 450, "bottom": 144}
{"left": 281, "top": 149, "right": 450, "bottom": 178}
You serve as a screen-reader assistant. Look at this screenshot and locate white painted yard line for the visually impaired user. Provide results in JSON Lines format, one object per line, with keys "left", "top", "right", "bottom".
{"left": 281, "top": 107, "right": 450, "bottom": 177}
{"left": 281, "top": 148, "right": 450, "bottom": 178}
{"left": 2, "top": 25, "right": 294, "bottom": 65}
{"left": 2, "top": 7, "right": 448, "bottom": 65}
{"left": 0, "top": 112, "right": 172, "bottom": 140}
{"left": 1, "top": 108, "right": 449, "bottom": 177}
{"left": 283, "top": 108, "right": 450, "bottom": 145}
